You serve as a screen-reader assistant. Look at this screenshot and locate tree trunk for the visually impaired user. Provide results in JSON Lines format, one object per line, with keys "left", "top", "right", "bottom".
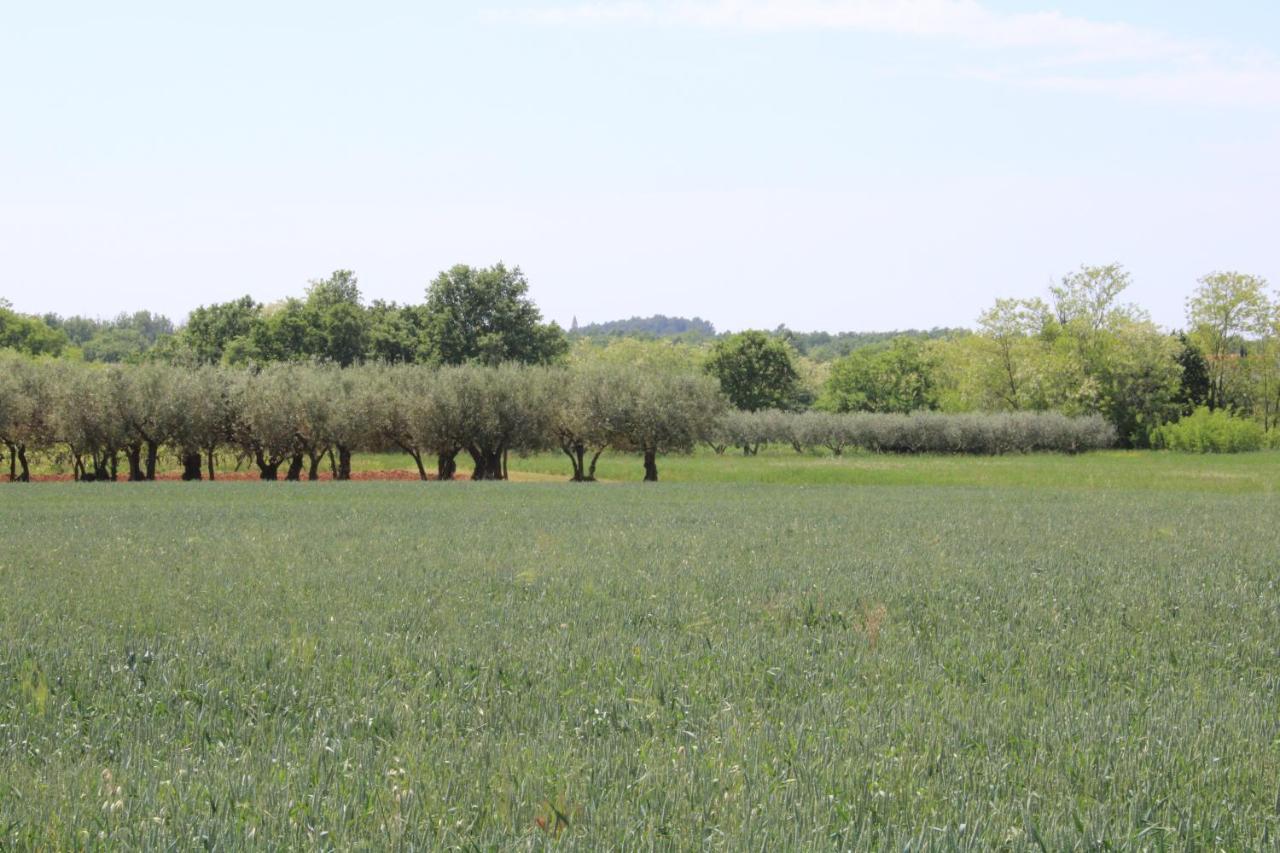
{"left": 587, "top": 449, "right": 603, "bottom": 482}
{"left": 91, "top": 450, "right": 117, "bottom": 482}
{"left": 408, "top": 449, "right": 428, "bottom": 481}
{"left": 125, "top": 444, "right": 144, "bottom": 482}
{"left": 643, "top": 448, "right": 658, "bottom": 482}
{"left": 255, "top": 449, "right": 280, "bottom": 481}
{"left": 306, "top": 449, "right": 323, "bottom": 481}
{"left": 285, "top": 453, "right": 305, "bottom": 481}
{"left": 336, "top": 446, "right": 352, "bottom": 481}
{"left": 468, "top": 446, "right": 505, "bottom": 481}
{"left": 205, "top": 448, "right": 217, "bottom": 481}
{"left": 436, "top": 450, "right": 457, "bottom": 481}
{"left": 563, "top": 442, "right": 585, "bottom": 482}
{"left": 502, "top": 449, "right": 509, "bottom": 481}
{"left": 181, "top": 451, "right": 203, "bottom": 481}
{"left": 16, "top": 444, "right": 29, "bottom": 482}
{"left": 145, "top": 440, "right": 159, "bottom": 481}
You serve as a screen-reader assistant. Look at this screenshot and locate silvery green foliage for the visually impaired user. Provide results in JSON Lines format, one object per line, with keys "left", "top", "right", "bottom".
{"left": 1, "top": 357, "right": 1115, "bottom": 481}
{"left": 753, "top": 409, "right": 1116, "bottom": 455}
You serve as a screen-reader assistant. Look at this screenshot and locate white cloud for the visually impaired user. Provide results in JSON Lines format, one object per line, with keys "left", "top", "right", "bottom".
{"left": 498, "top": 0, "right": 1280, "bottom": 106}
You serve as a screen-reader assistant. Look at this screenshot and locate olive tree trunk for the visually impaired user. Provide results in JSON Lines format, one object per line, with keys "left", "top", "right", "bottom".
{"left": 436, "top": 450, "right": 458, "bottom": 481}
{"left": 468, "top": 446, "right": 506, "bottom": 481}
{"left": 254, "top": 449, "right": 281, "bottom": 481}
{"left": 181, "top": 451, "right": 203, "bottom": 481}
{"left": 125, "top": 444, "right": 145, "bottom": 482}
{"left": 145, "top": 440, "right": 159, "bottom": 480}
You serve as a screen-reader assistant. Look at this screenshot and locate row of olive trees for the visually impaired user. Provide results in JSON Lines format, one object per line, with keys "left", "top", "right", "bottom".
{"left": 710, "top": 409, "right": 1116, "bottom": 456}
{"left": 0, "top": 355, "right": 726, "bottom": 482}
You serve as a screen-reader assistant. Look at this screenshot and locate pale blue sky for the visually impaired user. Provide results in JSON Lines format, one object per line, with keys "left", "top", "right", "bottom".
{"left": 2, "top": 1, "right": 1277, "bottom": 331}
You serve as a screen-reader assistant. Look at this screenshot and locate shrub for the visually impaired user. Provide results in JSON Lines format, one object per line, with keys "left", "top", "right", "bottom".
{"left": 725, "top": 409, "right": 1116, "bottom": 455}
{"left": 1150, "top": 407, "right": 1267, "bottom": 453}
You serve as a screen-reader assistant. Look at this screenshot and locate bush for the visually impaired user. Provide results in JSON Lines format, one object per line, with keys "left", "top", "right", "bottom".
{"left": 1150, "top": 407, "right": 1268, "bottom": 453}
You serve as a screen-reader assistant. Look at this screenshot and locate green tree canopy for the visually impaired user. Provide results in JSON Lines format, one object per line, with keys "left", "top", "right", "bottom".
{"left": 423, "top": 264, "right": 568, "bottom": 366}
{"left": 704, "top": 330, "right": 801, "bottom": 412}
{"left": 819, "top": 337, "right": 939, "bottom": 414}
{"left": 0, "top": 306, "right": 69, "bottom": 357}
{"left": 183, "top": 296, "right": 261, "bottom": 364}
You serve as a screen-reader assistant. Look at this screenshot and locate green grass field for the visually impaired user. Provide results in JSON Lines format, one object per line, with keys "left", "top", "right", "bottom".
{"left": 3, "top": 456, "right": 1279, "bottom": 847}
{"left": 501, "top": 447, "right": 1280, "bottom": 492}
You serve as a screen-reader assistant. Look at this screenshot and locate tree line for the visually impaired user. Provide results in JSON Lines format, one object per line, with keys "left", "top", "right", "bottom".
{"left": 0, "top": 357, "right": 1119, "bottom": 484}
{"left": 3, "top": 261, "right": 1278, "bottom": 451}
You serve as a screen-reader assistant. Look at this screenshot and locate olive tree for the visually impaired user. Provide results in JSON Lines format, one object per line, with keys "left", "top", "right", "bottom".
{"left": 603, "top": 369, "right": 724, "bottom": 482}
{"left": 231, "top": 365, "right": 305, "bottom": 480}
{"left": 323, "top": 364, "right": 382, "bottom": 480}
{"left": 168, "top": 365, "right": 234, "bottom": 480}
{"left": 51, "top": 362, "right": 129, "bottom": 481}
{"left": 0, "top": 352, "right": 46, "bottom": 481}
{"left": 379, "top": 365, "right": 465, "bottom": 481}
{"left": 553, "top": 364, "right": 627, "bottom": 482}
{"left": 107, "top": 363, "right": 174, "bottom": 481}
{"left": 448, "top": 364, "right": 556, "bottom": 481}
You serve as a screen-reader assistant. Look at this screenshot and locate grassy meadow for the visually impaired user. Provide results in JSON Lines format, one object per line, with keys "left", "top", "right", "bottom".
{"left": 2, "top": 456, "right": 1280, "bottom": 847}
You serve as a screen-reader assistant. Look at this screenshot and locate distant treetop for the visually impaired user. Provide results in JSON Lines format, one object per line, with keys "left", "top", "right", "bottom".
{"left": 571, "top": 315, "right": 717, "bottom": 340}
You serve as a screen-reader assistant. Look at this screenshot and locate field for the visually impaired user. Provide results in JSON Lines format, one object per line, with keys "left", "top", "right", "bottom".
{"left": 2, "top": 453, "right": 1279, "bottom": 848}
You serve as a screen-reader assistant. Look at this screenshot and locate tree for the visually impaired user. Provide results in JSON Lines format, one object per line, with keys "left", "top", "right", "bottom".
{"left": 423, "top": 263, "right": 568, "bottom": 366}
{"left": 1173, "top": 333, "right": 1211, "bottom": 415}
{"left": 168, "top": 365, "right": 233, "bottom": 480}
{"left": 379, "top": 365, "right": 465, "bottom": 481}
{"left": 819, "top": 337, "right": 939, "bottom": 414}
{"left": 321, "top": 365, "right": 380, "bottom": 480}
{"left": 0, "top": 306, "right": 69, "bottom": 356}
{"left": 1086, "top": 320, "right": 1183, "bottom": 447}
{"left": 365, "top": 301, "right": 429, "bottom": 364}
{"left": 183, "top": 296, "right": 261, "bottom": 364}
{"left": 449, "top": 364, "right": 556, "bottom": 480}
{"left": 553, "top": 364, "right": 626, "bottom": 481}
{"left": 107, "top": 363, "right": 173, "bottom": 480}
{"left": 246, "top": 299, "right": 316, "bottom": 364}
{"left": 0, "top": 354, "right": 58, "bottom": 481}
{"left": 304, "top": 270, "right": 368, "bottom": 366}
{"left": 704, "top": 331, "right": 801, "bottom": 414}
{"left": 602, "top": 370, "right": 724, "bottom": 481}
{"left": 0, "top": 353, "right": 37, "bottom": 481}
{"left": 1185, "top": 272, "right": 1272, "bottom": 411}
{"left": 231, "top": 365, "right": 304, "bottom": 480}
{"left": 1050, "top": 264, "right": 1146, "bottom": 331}
{"left": 973, "top": 298, "right": 1053, "bottom": 410}
{"left": 82, "top": 327, "right": 150, "bottom": 363}
{"left": 50, "top": 362, "right": 128, "bottom": 481}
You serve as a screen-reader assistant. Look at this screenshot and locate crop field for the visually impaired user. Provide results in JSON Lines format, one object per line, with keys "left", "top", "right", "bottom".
{"left": 2, "top": 461, "right": 1279, "bottom": 848}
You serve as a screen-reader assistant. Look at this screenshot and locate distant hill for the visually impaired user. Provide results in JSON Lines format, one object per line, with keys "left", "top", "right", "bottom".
{"left": 775, "top": 326, "right": 969, "bottom": 361}
{"left": 570, "top": 314, "right": 717, "bottom": 340}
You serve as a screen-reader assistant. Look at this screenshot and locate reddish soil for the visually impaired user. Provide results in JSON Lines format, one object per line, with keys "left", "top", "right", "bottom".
{"left": 12, "top": 469, "right": 435, "bottom": 483}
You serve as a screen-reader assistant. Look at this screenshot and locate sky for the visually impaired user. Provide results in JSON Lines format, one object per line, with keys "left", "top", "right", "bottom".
{"left": 2, "top": 1, "right": 1278, "bottom": 333}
